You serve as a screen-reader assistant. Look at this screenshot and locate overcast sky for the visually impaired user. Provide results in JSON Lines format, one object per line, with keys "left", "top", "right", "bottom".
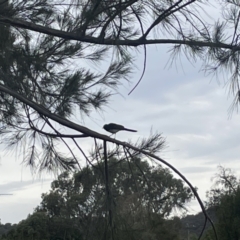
{"left": 1, "top": 24, "right": 240, "bottom": 225}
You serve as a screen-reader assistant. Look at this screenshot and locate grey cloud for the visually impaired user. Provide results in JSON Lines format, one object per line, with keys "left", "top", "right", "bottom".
{"left": 178, "top": 166, "right": 215, "bottom": 174}
{"left": 0, "top": 179, "right": 52, "bottom": 194}
{"left": 0, "top": 201, "right": 37, "bottom": 224}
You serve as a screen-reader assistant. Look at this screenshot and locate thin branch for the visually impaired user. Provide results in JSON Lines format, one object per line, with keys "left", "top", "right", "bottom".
{"left": 123, "top": 146, "right": 139, "bottom": 192}
{"left": 93, "top": 138, "right": 101, "bottom": 156}
{"left": 125, "top": 146, "right": 218, "bottom": 240}
{"left": 128, "top": 5, "right": 147, "bottom": 95}
{"left": 41, "top": 116, "right": 81, "bottom": 170}
{"left": 72, "top": 137, "right": 100, "bottom": 171}
{"left": 0, "top": 78, "right": 217, "bottom": 240}
{"left": 142, "top": 0, "right": 184, "bottom": 38}
{"left": 98, "top": 0, "right": 137, "bottom": 40}
{"left": 231, "top": 9, "right": 240, "bottom": 45}
{"left": 103, "top": 140, "right": 114, "bottom": 240}
{"left": 60, "top": 136, "right": 82, "bottom": 170}
{"left": 30, "top": 124, "right": 89, "bottom": 138}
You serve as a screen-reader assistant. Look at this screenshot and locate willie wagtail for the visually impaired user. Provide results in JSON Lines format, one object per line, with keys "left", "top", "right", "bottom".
{"left": 103, "top": 123, "right": 137, "bottom": 134}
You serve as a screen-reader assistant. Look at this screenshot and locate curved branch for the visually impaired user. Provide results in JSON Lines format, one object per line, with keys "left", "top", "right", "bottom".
{"left": 0, "top": 83, "right": 217, "bottom": 239}
{"left": 142, "top": 0, "right": 192, "bottom": 39}
{"left": 125, "top": 146, "right": 218, "bottom": 240}
{"left": 103, "top": 140, "right": 114, "bottom": 238}
{"left": 72, "top": 138, "right": 100, "bottom": 171}
{"left": 98, "top": 0, "right": 137, "bottom": 40}
{"left": 128, "top": 5, "right": 147, "bottom": 95}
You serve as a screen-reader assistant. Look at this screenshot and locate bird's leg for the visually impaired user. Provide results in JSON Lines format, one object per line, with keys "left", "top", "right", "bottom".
{"left": 109, "top": 133, "right": 116, "bottom": 139}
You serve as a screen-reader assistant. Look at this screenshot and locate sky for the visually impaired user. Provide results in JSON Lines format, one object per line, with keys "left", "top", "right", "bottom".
{"left": 1, "top": 4, "right": 240, "bottom": 224}
{"left": 1, "top": 44, "right": 239, "bottom": 224}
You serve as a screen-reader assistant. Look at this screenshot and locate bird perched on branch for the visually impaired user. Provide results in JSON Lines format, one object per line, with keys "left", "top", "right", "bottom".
{"left": 103, "top": 123, "right": 137, "bottom": 134}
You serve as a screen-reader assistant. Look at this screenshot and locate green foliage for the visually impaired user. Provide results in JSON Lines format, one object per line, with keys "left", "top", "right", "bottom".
{"left": 35, "top": 158, "right": 191, "bottom": 240}
{"left": 0, "top": 223, "right": 15, "bottom": 238}
{"left": 0, "top": 212, "right": 49, "bottom": 240}
{"left": 0, "top": 211, "right": 82, "bottom": 240}
{"left": 180, "top": 208, "right": 217, "bottom": 240}
{"left": 2, "top": 158, "right": 192, "bottom": 240}
{"left": 204, "top": 166, "right": 240, "bottom": 240}
{"left": 0, "top": 0, "right": 135, "bottom": 172}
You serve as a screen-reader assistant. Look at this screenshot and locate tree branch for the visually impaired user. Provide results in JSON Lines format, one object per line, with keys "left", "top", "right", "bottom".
{"left": 30, "top": 124, "right": 88, "bottom": 138}
{"left": 0, "top": 15, "right": 239, "bottom": 51}
{"left": 142, "top": 0, "right": 186, "bottom": 39}
{"left": 0, "top": 83, "right": 218, "bottom": 239}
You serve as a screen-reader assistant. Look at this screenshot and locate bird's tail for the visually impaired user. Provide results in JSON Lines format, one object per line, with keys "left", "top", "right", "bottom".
{"left": 123, "top": 128, "right": 137, "bottom": 132}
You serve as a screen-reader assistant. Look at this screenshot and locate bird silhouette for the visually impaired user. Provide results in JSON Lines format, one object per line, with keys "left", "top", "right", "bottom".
{"left": 103, "top": 123, "right": 137, "bottom": 134}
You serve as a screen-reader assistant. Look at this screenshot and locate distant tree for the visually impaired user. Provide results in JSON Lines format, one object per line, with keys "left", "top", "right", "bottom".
{"left": 2, "top": 212, "right": 50, "bottom": 240}
{"left": 33, "top": 158, "right": 191, "bottom": 240}
{"left": 0, "top": 223, "right": 15, "bottom": 238}
{"left": 1, "top": 158, "right": 192, "bottom": 240}
{"left": 204, "top": 166, "right": 240, "bottom": 240}
{"left": 0, "top": 211, "right": 82, "bottom": 240}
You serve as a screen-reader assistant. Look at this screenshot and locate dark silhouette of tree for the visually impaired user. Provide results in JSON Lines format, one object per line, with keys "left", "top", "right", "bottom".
{"left": 0, "top": 222, "right": 16, "bottom": 239}
{"left": 0, "top": 1, "right": 239, "bottom": 168}
{"left": 2, "top": 158, "right": 192, "bottom": 240}
{"left": 0, "top": 1, "right": 223, "bottom": 239}
{"left": 204, "top": 166, "right": 240, "bottom": 240}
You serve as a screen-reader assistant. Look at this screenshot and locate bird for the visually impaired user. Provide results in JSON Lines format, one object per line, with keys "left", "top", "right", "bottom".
{"left": 103, "top": 123, "right": 137, "bottom": 134}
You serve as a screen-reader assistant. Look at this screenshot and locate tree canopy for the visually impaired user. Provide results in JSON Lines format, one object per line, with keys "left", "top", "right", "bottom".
{"left": 0, "top": 1, "right": 234, "bottom": 238}
{"left": 204, "top": 166, "right": 240, "bottom": 240}
{"left": 1, "top": 158, "right": 192, "bottom": 240}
